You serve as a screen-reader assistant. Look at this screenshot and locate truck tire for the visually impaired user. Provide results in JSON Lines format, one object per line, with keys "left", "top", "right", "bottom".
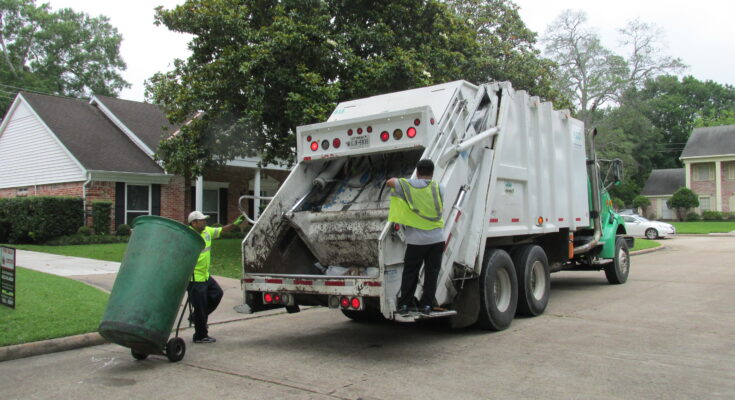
{"left": 604, "top": 237, "right": 630, "bottom": 284}
{"left": 512, "top": 245, "right": 550, "bottom": 317}
{"left": 476, "top": 248, "right": 518, "bottom": 331}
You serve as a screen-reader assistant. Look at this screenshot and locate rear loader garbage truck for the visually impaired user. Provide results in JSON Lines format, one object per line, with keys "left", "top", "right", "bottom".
{"left": 238, "top": 80, "right": 631, "bottom": 330}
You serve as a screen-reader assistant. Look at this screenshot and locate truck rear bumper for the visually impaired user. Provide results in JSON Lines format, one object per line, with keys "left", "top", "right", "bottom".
{"left": 242, "top": 274, "right": 384, "bottom": 297}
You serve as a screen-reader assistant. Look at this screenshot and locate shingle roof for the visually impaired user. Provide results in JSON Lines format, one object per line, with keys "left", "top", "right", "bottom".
{"left": 680, "top": 125, "right": 735, "bottom": 158}
{"left": 641, "top": 168, "right": 685, "bottom": 196}
{"left": 92, "top": 95, "right": 176, "bottom": 152}
{"left": 21, "top": 92, "right": 164, "bottom": 174}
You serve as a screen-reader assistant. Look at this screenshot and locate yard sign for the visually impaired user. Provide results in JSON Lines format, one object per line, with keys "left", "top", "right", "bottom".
{"left": 1, "top": 246, "right": 15, "bottom": 309}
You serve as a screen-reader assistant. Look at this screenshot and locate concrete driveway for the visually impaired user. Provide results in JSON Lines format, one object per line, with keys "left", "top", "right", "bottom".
{"left": 1, "top": 235, "right": 733, "bottom": 399}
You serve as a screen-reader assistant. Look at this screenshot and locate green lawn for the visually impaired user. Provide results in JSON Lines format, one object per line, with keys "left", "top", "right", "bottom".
{"left": 9, "top": 238, "right": 244, "bottom": 279}
{"left": 0, "top": 267, "right": 109, "bottom": 347}
{"left": 631, "top": 239, "right": 662, "bottom": 251}
{"left": 670, "top": 221, "right": 735, "bottom": 234}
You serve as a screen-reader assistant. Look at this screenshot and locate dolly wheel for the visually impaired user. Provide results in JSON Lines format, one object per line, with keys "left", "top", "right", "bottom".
{"left": 131, "top": 349, "right": 148, "bottom": 360}
{"left": 165, "top": 337, "right": 186, "bottom": 362}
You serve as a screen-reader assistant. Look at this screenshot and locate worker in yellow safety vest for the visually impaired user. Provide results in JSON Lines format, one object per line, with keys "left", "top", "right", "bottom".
{"left": 387, "top": 159, "right": 445, "bottom": 316}
{"left": 187, "top": 210, "right": 247, "bottom": 343}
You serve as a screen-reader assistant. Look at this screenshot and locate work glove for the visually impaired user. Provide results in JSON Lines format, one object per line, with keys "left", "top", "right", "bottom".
{"left": 233, "top": 215, "right": 246, "bottom": 226}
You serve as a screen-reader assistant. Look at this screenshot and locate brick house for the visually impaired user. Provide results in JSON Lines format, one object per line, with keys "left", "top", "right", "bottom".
{"left": 680, "top": 125, "right": 735, "bottom": 214}
{"left": 640, "top": 168, "right": 685, "bottom": 220}
{"left": 0, "top": 92, "right": 288, "bottom": 231}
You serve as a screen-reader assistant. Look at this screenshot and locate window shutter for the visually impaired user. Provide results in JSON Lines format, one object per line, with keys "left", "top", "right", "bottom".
{"left": 152, "top": 184, "right": 161, "bottom": 216}
{"left": 115, "top": 182, "right": 125, "bottom": 227}
{"left": 219, "top": 188, "right": 228, "bottom": 224}
{"left": 190, "top": 187, "right": 195, "bottom": 212}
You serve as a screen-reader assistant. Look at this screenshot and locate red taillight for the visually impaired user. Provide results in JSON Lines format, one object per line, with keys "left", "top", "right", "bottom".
{"left": 306, "top": 135, "right": 312, "bottom": 142}
{"left": 348, "top": 129, "right": 353, "bottom": 136}
{"left": 333, "top": 138, "right": 341, "bottom": 148}
{"left": 430, "top": 118, "right": 435, "bottom": 125}
{"left": 310, "top": 141, "right": 318, "bottom": 151}
{"left": 274, "top": 293, "right": 282, "bottom": 303}
{"left": 407, "top": 127, "right": 417, "bottom": 138}
{"left": 340, "top": 296, "right": 350, "bottom": 308}
{"left": 380, "top": 131, "right": 389, "bottom": 142}
{"left": 414, "top": 118, "right": 420, "bottom": 126}
{"left": 393, "top": 129, "right": 403, "bottom": 140}
{"left": 350, "top": 297, "right": 360, "bottom": 309}
{"left": 367, "top": 126, "right": 373, "bottom": 133}
{"left": 264, "top": 293, "right": 273, "bottom": 303}
{"left": 357, "top": 127, "right": 363, "bottom": 134}
{"left": 394, "top": 223, "right": 400, "bottom": 231}
{"left": 321, "top": 139, "right": 329, "bottom": 150}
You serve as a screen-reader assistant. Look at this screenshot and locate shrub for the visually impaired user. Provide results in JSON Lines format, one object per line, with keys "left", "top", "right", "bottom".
{"left": 726, "top": 212, "right": 735, "bottom": 221}
{"left": 92, "top": 201, "right": 112, "bottom": 235}
{"left": 685, "top": 212, "right": 701, "bottom": 221}
{"left": 667, "top": 187, "right": 699, "bottom": 221}
{"left": 702, "top": 210, "right": 724, "bottom": 221}
{"left": 45, "top": 234, "right": 129, "bottom": 246}
{"left": 612, "top": 197, "right": 625, "bottom": 211}
{"left": 77, "top": 226, "right": 92, "bottom": 236}
{"left": 116, "top": 224, "right": 131, "bottom": 236}
{"left": 0, "top": 197, "right": 83, "bottom": 243}
{"left": 632, "top": 195, "right": 651, "bottom": 209}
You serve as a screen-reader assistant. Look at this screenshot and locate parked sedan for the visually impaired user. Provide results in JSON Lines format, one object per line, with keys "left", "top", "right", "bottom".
{"left": 622, "top": 215, "right": 676, "bottom": 239}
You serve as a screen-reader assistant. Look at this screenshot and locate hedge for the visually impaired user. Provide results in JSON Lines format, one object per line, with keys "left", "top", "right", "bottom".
{"left": 0, "top": 197, "right": 83, "bottom": 244}
{"left": 92, "top": 201, "right": 112, "bottom": 235}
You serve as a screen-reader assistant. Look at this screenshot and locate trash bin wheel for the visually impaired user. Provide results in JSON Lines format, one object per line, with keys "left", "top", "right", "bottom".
{"left": 131, "top": 349, "right": 148, "bottom": 361}
{"left": 165, "top": 337, "right": 186, "bottom": 362}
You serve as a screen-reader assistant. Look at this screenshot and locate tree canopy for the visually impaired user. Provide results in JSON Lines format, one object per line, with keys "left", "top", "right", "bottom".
{"left": 147, "top": 0, "right": 564, "bottom": 177}
{"left": 0, "top": 0, "right": 128, "bottom": 112}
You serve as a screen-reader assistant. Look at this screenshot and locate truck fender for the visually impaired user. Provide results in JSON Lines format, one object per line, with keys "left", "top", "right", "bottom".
{"left": 448, "top": 277, "right": 480, "bottom": 329}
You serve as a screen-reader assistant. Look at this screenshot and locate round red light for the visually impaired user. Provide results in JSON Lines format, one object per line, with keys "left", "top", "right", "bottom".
{"left": 264, "top": 293, "right": 273, "bottom": 303}
{"left": 340, "top": 296, "right": 350, "bottom": 308}
{"left": 394, "top": 223, "right": 400, "bottom": 231}
{"left": 333, "top": 138, "right": 341, "bottom": 148}
{"left": 350, "top": 297, "right": 360, "bottom": 309}
{"left": 367, "top": 126, "right": 373, "bottom": 133}
{"left": 348, "top": 129, "right": 353, "bottom": 136}
{"left": 407, "top": 127, "right": 417, "bottom": 138}
{"left": 306, "top": 135, "right": 312, "bottom": 142}
{"left": 430, "top": 118, "right": 435, "bottom": 125}
{"left": 414, "top": 119, "right": 421, "bottom": 126}
{"left": 357, "top": 127, "right": 363, "bottom": 134}
{"left": 310, "top": 141, "right": 319, "bottom": 151}
{"left": 321, "top": 139, "right": 329, "bottom": 150}
{"left": 380, "top": 131, "right": 389, "bottom": 142}
{"left": 274, "top": 294, "right": 282, "bottom": 303}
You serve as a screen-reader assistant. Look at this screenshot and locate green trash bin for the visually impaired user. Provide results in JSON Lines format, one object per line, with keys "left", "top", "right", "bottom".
{"left": 99, "top": 216, "right": 204, "bottom": 362}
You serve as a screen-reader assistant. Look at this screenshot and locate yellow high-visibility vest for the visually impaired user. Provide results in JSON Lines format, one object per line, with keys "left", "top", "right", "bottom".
{"left": 388, "top": 178, "right": 444, "bottom": 230}
{"left": 191, "top": 226, "right": 222, "bottom": 282}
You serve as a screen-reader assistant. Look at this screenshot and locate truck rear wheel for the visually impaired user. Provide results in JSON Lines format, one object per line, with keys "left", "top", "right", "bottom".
{"left": 476, "top": 249, "right": 518, "bottom": 331}
{"left": 604, "top": 237, "right": 630, "bottom": 284}
{"left": 512, "top": 245, "right": 550, "bottom": 316}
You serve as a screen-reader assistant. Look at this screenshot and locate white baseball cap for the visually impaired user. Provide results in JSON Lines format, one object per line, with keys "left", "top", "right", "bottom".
{"left": 187, "top": 211, "right": 210, "bottom": 223}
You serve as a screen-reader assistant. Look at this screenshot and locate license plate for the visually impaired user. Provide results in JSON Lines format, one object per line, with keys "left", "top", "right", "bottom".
{"left": 349, "top": 135, "right": 370, "bottom": 148}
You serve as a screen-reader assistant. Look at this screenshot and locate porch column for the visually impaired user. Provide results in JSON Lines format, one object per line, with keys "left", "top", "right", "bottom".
{"left": 195, "top": 175, "right": 204, "bottom": 212}
{"left": 254, "top": 168, "right": 261, "bottom": 220}
{"left": 715, "top": 161, "right": 722, "bottom": 211}
{"left": 685, "top": 162, "right": 691, "bottom": 189}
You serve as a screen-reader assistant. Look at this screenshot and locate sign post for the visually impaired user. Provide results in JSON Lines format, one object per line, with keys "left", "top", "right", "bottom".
{"left": 1, "top": 246, "right": 16, "bottom": 309}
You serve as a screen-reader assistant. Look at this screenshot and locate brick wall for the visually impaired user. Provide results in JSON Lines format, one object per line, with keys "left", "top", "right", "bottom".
{"left": 161, "top": 176, "right": 186, "bottom": 223}
{"left": 204, "top": 166, "right": 255, "bottom": 223}
{"left": 0, "top": 181, "right": 84, "bottom": 198}
{"left": 690, "top": 162, "right": 716, "bottom": 211}
{"left": 721, "top": 161, "right": 735, "bottom": 212}
{"left": 84, "top": 181, "right": 116, "bottom": 229}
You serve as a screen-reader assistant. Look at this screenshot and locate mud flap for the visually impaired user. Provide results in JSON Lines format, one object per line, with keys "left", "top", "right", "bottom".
{"left": 448, "top": 277, "right": 480, "bottom": 329}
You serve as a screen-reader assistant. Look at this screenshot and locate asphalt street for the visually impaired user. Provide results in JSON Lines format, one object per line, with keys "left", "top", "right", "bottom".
{"left": 1, "top": 235, "right": 733, "bottom": 399}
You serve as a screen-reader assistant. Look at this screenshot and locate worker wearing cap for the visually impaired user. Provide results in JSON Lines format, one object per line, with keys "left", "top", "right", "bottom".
{"left": 387, "top": 159, "right": 445, "bottom": 316}
{"left": 187, "top": 210, "right": 247, "bottom": 343}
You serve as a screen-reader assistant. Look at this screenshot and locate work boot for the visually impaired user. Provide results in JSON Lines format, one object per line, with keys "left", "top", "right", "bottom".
{"left": 193, "top": 336, "right": 217, "bottom": 344}
{"left": 397, "top": 304, "right": 410, "bottom": 316}
{"left": 420, "top": 305, "right": 432, "bottom": 315}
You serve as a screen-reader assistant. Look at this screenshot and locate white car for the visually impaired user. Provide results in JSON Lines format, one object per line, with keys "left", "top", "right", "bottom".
{"left": 622, "top": 215, "right": 676, "bottom": 239}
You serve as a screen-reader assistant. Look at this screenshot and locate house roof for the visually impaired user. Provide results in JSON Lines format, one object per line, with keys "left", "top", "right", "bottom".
{"left": 641, "top": 168, "right": 685, "bottom": 196}
{"left": 21, "top": 92, "right": 164, "bottom": 174}
{"left": 91, "top": 95, "right": 176, "bottom": 153}
{"left": 680, "top": 125, "right": 735, "bottom": 159}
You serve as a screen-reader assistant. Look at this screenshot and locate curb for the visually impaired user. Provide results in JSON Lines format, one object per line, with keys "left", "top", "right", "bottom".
{"left": 0, "top": 332, "right": 108, "bottom": 362}
{"left": 630, "top": 245, "right": 666, "bottom": 256}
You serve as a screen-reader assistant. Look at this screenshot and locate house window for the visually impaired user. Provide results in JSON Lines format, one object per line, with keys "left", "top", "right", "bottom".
{"left": 693, "top": 164, "right": 714, "bottom": 181}
{"left": 126, "top": 184, "right": 151, "bottom": 225}
{"left": 699, "top": 196, "right": 711, "bottom": 211}
{"left": 16, "top": 187, "right": 28, "bottom": 197}
{"left": 203, "top": 189, "right": 219, "bottom": 222}
{"left": 726, "top": 164, "right": 735, "bottom": 180}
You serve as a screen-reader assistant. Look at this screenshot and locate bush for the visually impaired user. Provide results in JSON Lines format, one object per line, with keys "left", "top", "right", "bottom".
{"left": 685, "top": 212, "right": 701, "bottom": 221}
{"left": 667, "top": 187, "right": 699, "bottom": 221}
{"left": 92, "top": 201, "right": 112, "bottom": 235}
{"left": 726, "top": 212, "right": 735, "bottom": 221}
{"left": 45, "top": 234, "right": 129, "bottom": 246}
{"left": 77, "top": 226, "right": 92, "bottom": 236}
{"left": 0, "top": 197, "right": 83, "bottom": 243}
{"left": 115, "top": 224, "right": 131, "bottom": 236}
{"left": 702, "top": 210, "right": 724, "bottom": 221}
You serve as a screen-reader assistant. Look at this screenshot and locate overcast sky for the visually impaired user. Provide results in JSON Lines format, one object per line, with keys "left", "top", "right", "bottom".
{"left": 47, "top": 0, "right": 735, "bottom": 102}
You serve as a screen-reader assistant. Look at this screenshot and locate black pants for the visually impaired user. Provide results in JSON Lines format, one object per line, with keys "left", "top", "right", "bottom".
{"left": 398, "top": 242, "right": 444, "bottom": 308}
{"left": 187, "top": 277, "right": 223, "bottom": 340}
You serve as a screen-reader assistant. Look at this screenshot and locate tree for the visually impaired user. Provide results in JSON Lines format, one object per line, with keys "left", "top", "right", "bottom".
{"left": 148, "top": 0, "right": 562, "bottom": 177}
{"left": 0, "top": 0, "right": 128, "bottom": 112}
{"left": 632, "top": 195, "right": 651, "bottom": 215}
{"left": 542, "top": 10, "right": 685, "bottom": 128}
{"left": 667, "top": 187, "right": 699, "bottom": 221}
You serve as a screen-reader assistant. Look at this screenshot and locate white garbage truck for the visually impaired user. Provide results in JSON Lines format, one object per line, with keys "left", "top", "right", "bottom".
{"left": 239, "top": 80, "right": 631, "bottom": 330}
